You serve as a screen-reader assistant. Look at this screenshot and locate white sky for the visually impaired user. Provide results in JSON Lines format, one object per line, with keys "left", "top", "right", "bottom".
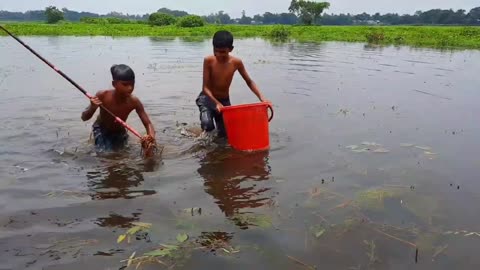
{"left": 0, "top": 0, "right": 478, "bottom": 17}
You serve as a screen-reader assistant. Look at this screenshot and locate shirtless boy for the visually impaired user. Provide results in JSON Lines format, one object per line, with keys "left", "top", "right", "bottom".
{"left": 81, "top": 64, "right": 155, "bottom": 151}
{"left": 196, "top": 30, "right": 269, "bottom": 137}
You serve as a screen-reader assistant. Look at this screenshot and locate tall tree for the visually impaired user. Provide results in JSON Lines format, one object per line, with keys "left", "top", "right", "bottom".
{"left": 289, "top": 0, "right": 330, "bottom": 25}
{"left": 45, "top": 6, "right": 64, "bottom": 24}
{"left": 239, "top": 10, "right": 252, "bottom": 24}
{"left": 467, "top": 7, "right": 480, "bottom": 24}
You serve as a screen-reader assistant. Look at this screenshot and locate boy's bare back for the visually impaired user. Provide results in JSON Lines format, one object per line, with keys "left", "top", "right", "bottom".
{"left": 203, "top": 55, "right": 246, "bottom": 100}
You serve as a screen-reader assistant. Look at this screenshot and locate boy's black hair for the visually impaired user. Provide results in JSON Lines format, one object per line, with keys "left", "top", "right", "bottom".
{"left": 212, "top": 30, "right": 234, "bottom": 49}
{"left": 111, "top": 64, "right": 135, "bottom": 81}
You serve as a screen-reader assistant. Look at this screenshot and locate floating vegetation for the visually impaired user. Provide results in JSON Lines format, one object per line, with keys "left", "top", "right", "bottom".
{"left": 232, "top": 213, "right": 273, "bottom": 228}
{"left": 345, "top": 142, "right": 389, "bottom": 154}
{"left": 176, "top": 233, "right": 189, "bottom": 243}
{"left": 310, "top": 225, "right": 326, "bottom": 238}
{"left": 121, "top": 244, "right": 181, "bottom": 269}
{"left": 364, "top": 240, "right": 379, "bottom": 266}
{"left": 444, "top": 230, "right": 480, "bottom": 237}
{"left": 268, "top": 25, "right": 291, "bottom": 40}
{"left": 117, "top": 222, "right": 152, "bottom": 244}
{"left": 356, "top": 189, "right": 396, "bottom": 212}
{"left": 2, "top": 24, "right": 480, "bottom": 49}
{"left": 197, "top": 231, "right": 239, "bottom": 254}
{"left": 121, "top": 230, "right": 240, "bottom": 269}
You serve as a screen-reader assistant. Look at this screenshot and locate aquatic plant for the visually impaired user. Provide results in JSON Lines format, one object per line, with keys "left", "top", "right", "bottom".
{"left": 176, "top": 15, "right": 205, "bottom": 28}
{"left": 365, "top": 30, "right": 385, "bottom": 43}
{"left": 269, "top": 25, "right": 291, "bottom": 40}
{"left": 148, "top": 13, "right": 176, "bottom": 26}
{"left": 117, "top": 222, "right": 152, "bottom": 244}
{"left": 356, "top": 189, "right": 396, "bottom": 212}
{"left": 2, "top": 24, "right": 480, "bottom": 49}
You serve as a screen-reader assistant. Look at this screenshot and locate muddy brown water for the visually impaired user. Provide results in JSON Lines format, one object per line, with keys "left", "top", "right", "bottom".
{"left": 1, "top": 37, "right": 480, "bottom": 270}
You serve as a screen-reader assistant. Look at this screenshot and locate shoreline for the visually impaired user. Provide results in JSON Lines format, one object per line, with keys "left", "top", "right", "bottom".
{"left": 1, "top": 23, "right": 479, "bottom": 49}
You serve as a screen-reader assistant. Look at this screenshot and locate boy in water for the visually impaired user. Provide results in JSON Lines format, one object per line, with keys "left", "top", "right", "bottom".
{"left": 196, "top": 30, "right": 269, "bottom": 137}
{"left": 81, "top": 64, "right": 156, "bottom": 152}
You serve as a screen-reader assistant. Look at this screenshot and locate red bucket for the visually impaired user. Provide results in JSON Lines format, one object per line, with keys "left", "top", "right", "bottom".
{"left": 221, "top": 102, "right": 274, "bottom": 151}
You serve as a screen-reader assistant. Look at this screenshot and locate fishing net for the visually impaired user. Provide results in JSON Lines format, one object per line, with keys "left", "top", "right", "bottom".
{"left": 140, "top": 135, "right": 158, "bottom": 158}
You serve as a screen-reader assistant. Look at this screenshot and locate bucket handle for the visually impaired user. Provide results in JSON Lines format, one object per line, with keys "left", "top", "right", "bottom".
{"left": 267, "top": 103, "right": 274, "bottom": 122}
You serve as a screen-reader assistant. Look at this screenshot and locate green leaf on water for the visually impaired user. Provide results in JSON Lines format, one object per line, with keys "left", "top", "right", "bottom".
{"left": 126, "top": 226, "right": 142, "bottom": 235}
{"left": 131, "top": 222, "right": 152, "bottom": 229}
{"left": 233, "top": 213, "right": 272, "bottom": 228}
{"left": 249, "top": 215, "right": 272, "bottom": 228}
{"left": 315, "top": 229, "right": 326, "bottom": 238}
{"left": 176, "top": 233, "right": 189, "bottom": 243}
{"left": 161, "top": 244, "right": 179, "bottom": 249}
{"left": 144, "top": 249, "right": 171, "bottom": 257}
{"left": 117, "top": 234, "right": 127, "bottom": 244}
{"left": 144, "top": 245, "right": 178, "bottom": 257}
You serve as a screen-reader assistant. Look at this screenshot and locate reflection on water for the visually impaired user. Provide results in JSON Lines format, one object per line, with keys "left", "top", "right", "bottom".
{"left": 95, "top": 212, "right": 141, "bottom": 228}
{"left": 198, "top": 149, "right": 272, "bottom": 223}
{"left": 86, "top": 157, "right": 159, "bottom": 200}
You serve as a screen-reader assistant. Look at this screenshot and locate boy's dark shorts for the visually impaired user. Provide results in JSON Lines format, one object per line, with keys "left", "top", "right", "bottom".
{"left": 196, "top": 92, "right": 231, "bottom": 137}
{"left": 92, "top": 122, "right": 129, "bottom": 152}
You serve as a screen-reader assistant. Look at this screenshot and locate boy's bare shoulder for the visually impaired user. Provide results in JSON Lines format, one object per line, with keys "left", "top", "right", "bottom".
{"left": 230, "top": 56, "right": 244, "bottom": 66}
{"left": 204, "top": 55, "right": 216, "bottom": 62}
{"left": 96, "top": 90, "right": 110, "bottom": 98}
{"left": 129, "top": 95, "right": 143, "bottom": 107}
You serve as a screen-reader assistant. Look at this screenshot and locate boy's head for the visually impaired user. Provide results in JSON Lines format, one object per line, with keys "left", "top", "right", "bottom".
{"left": 111, "top": 64, "right": 135, "bottom": 96}
{"left": 212, "top": 30, "right": 234, "bottom": 60}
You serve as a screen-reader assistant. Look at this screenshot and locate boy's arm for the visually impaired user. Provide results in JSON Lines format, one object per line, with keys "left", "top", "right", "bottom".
{"left": 81, "top": 91, "right": 103, "bottom": 121}
{"left": 202, "top": 57, "right": 223, "bottom": 111}
{"left": 237, "top": 59, "right": 267, "bottom": 102}
{"left": 135, "top": 99, "right": 156, "bottom": 138}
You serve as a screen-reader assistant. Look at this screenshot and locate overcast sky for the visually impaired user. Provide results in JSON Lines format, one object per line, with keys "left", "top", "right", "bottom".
{"left": 1, "top": 0, "right": 478, "bottom": 17}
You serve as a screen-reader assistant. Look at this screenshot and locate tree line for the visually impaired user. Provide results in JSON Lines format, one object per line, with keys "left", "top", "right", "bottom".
{"left": 1, "top": 5, "right": 479, "bottom": 25}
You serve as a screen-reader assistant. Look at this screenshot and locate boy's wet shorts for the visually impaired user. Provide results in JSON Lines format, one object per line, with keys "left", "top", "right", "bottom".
{"left": 92, "top": 122, "right": 129, "bottom": 152}
{"left": 195, "top": 92, "right": 231, "bottom": 137}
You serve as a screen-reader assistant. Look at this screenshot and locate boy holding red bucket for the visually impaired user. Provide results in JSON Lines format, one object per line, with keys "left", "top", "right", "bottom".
{"left": 196, "top": 30, "right": 270, "bottom": 138}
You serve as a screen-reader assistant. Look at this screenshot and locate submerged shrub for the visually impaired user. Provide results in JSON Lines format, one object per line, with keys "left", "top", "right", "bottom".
{"left": 148, "top": 12, "right": 176, "bottom": 26}
{"left": 177, "top": 15, "right": 205, "bottom": 28}
{"left": 366, "top": 30, "right": 385, "bottom": 43}
{"left": 269, "top": 25, "right": 291, "bottom": 40}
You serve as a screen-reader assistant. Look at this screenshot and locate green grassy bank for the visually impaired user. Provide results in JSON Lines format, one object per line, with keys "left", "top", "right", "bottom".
{"left": 1, "top": 23, "right": 480, "bottom": 49}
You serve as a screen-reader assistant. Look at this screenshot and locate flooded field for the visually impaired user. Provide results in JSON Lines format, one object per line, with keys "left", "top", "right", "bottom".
{"left": 1, "top": 37, "right": 480, "bottom": 270}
